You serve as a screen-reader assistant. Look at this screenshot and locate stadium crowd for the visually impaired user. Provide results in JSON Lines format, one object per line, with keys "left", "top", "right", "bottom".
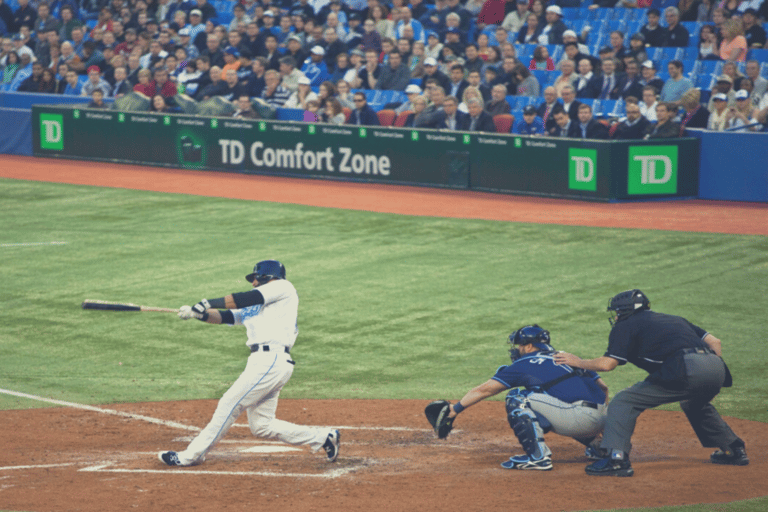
{"left": 1, "top": 0, "right": 767, "bottom": 137}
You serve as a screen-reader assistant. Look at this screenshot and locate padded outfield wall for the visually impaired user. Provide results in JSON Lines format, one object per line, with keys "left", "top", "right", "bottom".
{"left": 32, "top": 105, "right": 700, "bottom": 202}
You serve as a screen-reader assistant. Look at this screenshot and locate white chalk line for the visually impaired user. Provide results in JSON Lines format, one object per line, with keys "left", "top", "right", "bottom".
{"left": 0, "top": 241, "right": 67, "bottom": 247}
{"left": 0, "top": 463, "right": 80, "bottom": 471}
{"left": 78, "top": 462, "right": 364, "bottom": 479}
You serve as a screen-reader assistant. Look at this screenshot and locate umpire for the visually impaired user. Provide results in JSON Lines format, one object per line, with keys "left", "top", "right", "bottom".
{"left": 555, "top": 289, "right": 749, "bottom": 477}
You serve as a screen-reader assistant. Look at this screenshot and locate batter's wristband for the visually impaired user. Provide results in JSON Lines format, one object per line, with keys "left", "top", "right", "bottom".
{"left": 453, "top": 402, "right": 465, "bottom": 414}
{"left": 196, "top": 312, "right": 209, "bottom": 322}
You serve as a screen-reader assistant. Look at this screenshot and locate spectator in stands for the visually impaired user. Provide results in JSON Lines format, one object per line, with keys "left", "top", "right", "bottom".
{"left": 639, "top": 84, "right": 660, "bottom": 121}
{"left": 395, "top": 83, "right": 423, "bottom": 114}
{"left": 466, "top": 69, "right": 491, "bottom": 102}
{"left": 466, "top": 97, "right": 497, "bottom": 132}
{"left": 62, "top": 69, "right": 82, "bottom": 95}
{"left": 662, "top": 7, "right": 690, "bottom": 47}
{"left": 660, "top": 60, "right": 693, "bottom": 104}
{"left": 727, "top": 88, "right": 760, "bottom": 130}
{"left": 742, "top": 9, "right": 766, "bottom": 48}
{"left": 420, "top": 56, "right": 450, "bottom": 93}
{"left": 560, "top": 84, "right": 582, "bottom": 121}
{"left": 698, "top": 24, "right": 720, "bottom": 60}
{"left": 553, "top": 58, "right": 577, "bottom": 97}
{"left": 403, "top": 94, "right": 427, "bottom": 127}
{"left": 513, "top": 104, "right": 545, "bottom": 134}
{"left": 485, "top": 83, "right": 511, "bottom": 116}
{"left": 515, "top": 64, "right": 540, "bottom": 97}
{"left": 316, "top": 81, "right": 336, "bottom": 110}
{"left": 640, "top": 8, "right": 666, "bottom": 47}
{"left": 537, "top": 5, "right": 567, "bottom": 45}
{"left": 285, "top": 75, "right": 318, "bottom": 109}
{"left": 87, "top": 88, "right": 107, "bottom": 109}
{"left": 81, "top": 65, "right": 111, "bottom": 97}
{"left": 640, "top": 60, "right": 665, "bottom": 92}
{"left": 609, "top": 31, "right": 629, "bottom": 63}
{"left": 153, "top": 67, "right": 178, "bottom": 98}
{"left": 320, "top": 97, "right": 344, "bottom": 124}
{"left": 12, "top": 0, "right": 35, "bottom": 34}
{"left": 280, "top": 56, "right": 307, "bottom": 93}
{"left": 679, "top": 87, "right": 711, "bottom": 130}
{"left": 1, "top": 50, "right": 20, "bottom": 85}
{"left": 300, "top": 47, "right": 329, "bottom": 87}
{"left": 322, "top": 27, "right": 348, "bottom": 69}
{"left": 575, "top": 58, "right": 600, "bottom": 98}
{"left": 261, "top": 68, "right": 291, "bottom": 108}
{"left": 708, "top": 93, "right": 731, "bottom": 129}
{"left": 335, "top": 79, "right": 355, "bottom": 109}
{"left": 54, "top": 63, "right": 68, "bottom": 93}
{"left": 0, "top": 0, "right": 13, "bottom": 36}
{"left": 33, "top": 3, "right": 59, "bottom": 37}
{"left": 37, "top": 68, "right": 57, "bottom": 93}
{"left": 11, "top": 33, "right": 34, "bottom": 63}
{"left": 611, "top": 101, "right": 652, "bottom": 139}
{"left": 58, "top": 6, "right": 83, "bottom": 43}
{"left": 348, "top": 91, "right": 380, "bottom": 125}
{"left": 529, "top": 45, "right": 555, "bottom": 71}
{"left": 627, "top": 33, "right": 648, "bottom": 64}
{"left": 111, "top": 66, "right": 131, "bottom": 97}
{"left": 744, "top": 60, "right": 768, "bottom": 105}
{"left": 617, "top": 59, "right": 644, "bottom": 99}
{"left": 550, "top": 107, "right": 577, "bottom": 137}
{"left": 16, "top": 60, "right": 44, "bottom": 92}
{"left": 719, "top": 18, "right": 748, "bottom": 62}
{"left": 536, "top": 86, "right": 560, "bottom": 133}
{"left": 459, "top": 86, "right": 482, "bottom": 113}
{"left": 221, "top": 46, "right": 242, "bottom": 75}
{"left": 518, "top": 13, "right": 542, "bottom": 45}
{"left": 195, "top": 65, "right": 226, "bottom": 99}
{"left": 376, "top": 50, "right": 411, "bottom": 90}
{"left": 355, "top": 48, "right": 381, "bottom": 90}
{"left": 445, "top": 63, "right": 468, "bottom": 98}
{"left": 597, "top": 58, "right": 622, "bottom": 100}
{"left": 708, "top": 73, "right": 736, "bottom": 110}
{"left": 218, "top": 68, "right": 247, "bottom": 101}
{"left": 502, "top": 0, "right": 530, "bottom": 34}
{"left": 430, "top": 95, "right": 468, "bottom": 129}
{"left": 576, "top": 103, "right": 609, "bottom": 139}
{"left": 646, "top": 101, "right": 683, "bottom": 137}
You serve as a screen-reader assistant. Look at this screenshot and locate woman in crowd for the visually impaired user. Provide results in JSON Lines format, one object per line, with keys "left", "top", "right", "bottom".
{"left": 722, "top": 60, "right": 746, "bottom": 88}
{"left": 323, "top": 97, "right": 346, "bottom": 124}
{"left": 371, "top": 4, "right": 394, "bottom": 40}
{"left": 518, "top": 13, "right": 542, "bottom": 45}
{"left": 317, "top": 80, "right": 337, "bottom": 110}
{"left": 150, "top": 94, "right": 180, "bottom": 113}
{"left": 481, "top": 46, "right": 501, "bottom": 77}
{"left": 409, "top": 40, "right": 426, "bottom": 78}
{"left": 38, "top": 68, "right": 57, "bottom": 93}
{"left": 1, "top": 51, "right": 20, "bottom": 84}
{"left": 515, "top": 64, "right": 540, "bottom": 97}
{"left": 531, "top": 0, "right": 547, "bottom": 23}
{"left": 404, "top": 95, "right": 428, "bottom": 127}
{"left": 719, "top": 18, "right": 748, "bottom": 62}
{"left": 476, "top": 33, "right": 491, "bottom": 61}
{"left": 698, "top": 24, "right": 720, "bottom": 60}
{"left": 459, "top": 86, "right": 483, "bottom": 113}
{"left": 708, "top": 93, "right": 730, "bottom": 130}
{"left": 529, "top": 45, "right": 555, "bottom": 70}
{"left": 335, "top": 79, "right": 355, "bottom": 109}
{"left": 133, "top": 69, "right": 155, "bottom": 97}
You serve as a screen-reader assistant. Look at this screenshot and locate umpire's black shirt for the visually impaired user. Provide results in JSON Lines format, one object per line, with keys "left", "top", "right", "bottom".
{"left": 605, "top": 310, "right": 709, "bottom": 374}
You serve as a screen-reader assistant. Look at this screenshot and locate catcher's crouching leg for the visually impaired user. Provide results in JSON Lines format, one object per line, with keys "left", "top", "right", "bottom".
{"left": 502, "top": 392, "right": 553, "bottom": 470}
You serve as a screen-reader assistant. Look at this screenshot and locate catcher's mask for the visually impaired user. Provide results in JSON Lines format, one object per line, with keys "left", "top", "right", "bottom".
{"left": 607, "top": 289, "right": 650, "bottom": 326}
{"left": 508, "top": 325, "right": 554, "bottom": 362}
{"left": 246, "top": 259, "right": 286, "bottom": 284}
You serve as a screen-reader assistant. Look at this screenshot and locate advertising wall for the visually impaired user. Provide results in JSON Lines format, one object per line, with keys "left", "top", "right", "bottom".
{"left": 33, "top": 105, "right": 700, "bottom": 202}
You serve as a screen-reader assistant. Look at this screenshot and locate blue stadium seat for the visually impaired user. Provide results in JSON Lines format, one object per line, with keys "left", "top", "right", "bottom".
{"left": 531, "top": 70, "right": 554, "bottom": 88}
{"left": 590, "top": 99, "right": 603, "bottom": 116}
{"left": 680, "top": 22, "right": 700, "bottom": 35}
{"left": 761, "top": 63, "right": 768, "bottom": 79}
{"left": 696, "top": 60, "right": 722, "bottom": 76}
{"left": 682, "top": 47, "right": 699, "bottom": 60}
{"left": 510, "top": 109, "right": 523, "bottom": 123}
{"left": 748, "top": 49, "right": 768, "bottom": 62}
{"left": 600, "top": 99, "right": 618, "bottom": 116}
{"left": 561, "top": 8, "right": 580, "bottom": 20}
{"left": 693, "top": 73, "right": 714, "bottom": 90}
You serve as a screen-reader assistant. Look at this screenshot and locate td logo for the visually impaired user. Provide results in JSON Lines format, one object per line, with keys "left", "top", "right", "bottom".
{"left": 628, "top": 146, "right": 678, "bottom": 195}
{"left": 568, "top": 148, "right": 597, "bottom": 191}
{"left": 40, "top": 113, "right": 64, "bottom": 150}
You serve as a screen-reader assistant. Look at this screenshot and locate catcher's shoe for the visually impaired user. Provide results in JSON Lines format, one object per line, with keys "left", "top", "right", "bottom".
{"left": 500, "top": 455, "right": 553, "bottom": 471}
{"left": 158, "top": 451, "right": 186, "bottom": 467}
{"left": 323, "top": 430, "right": 340, "bottom": 462}
{"left": 711, "top": 441, "right": 749, "bottom": 466}
{"left": 585, "top": 453, "right": 634, "bottom": 477}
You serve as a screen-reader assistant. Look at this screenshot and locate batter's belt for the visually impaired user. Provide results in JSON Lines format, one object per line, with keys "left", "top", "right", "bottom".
{"left": 250, "top": 345, "right": 291, "bottom": 354}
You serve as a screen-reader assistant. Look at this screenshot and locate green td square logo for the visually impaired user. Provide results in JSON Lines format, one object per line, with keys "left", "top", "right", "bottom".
{"left": 463, "top": 134, "right": 471, "bottom": 144}
{"left": 259, "top": 122, "right": 267, "bottom": 132}
{"left": 411, "top": 131, "right": 419, "bottom": 141}
{"left": 308, "top": 124, "right": 316, "bottom": 134}
{"left": 40, "top": 113, "right": 64, "bottom": 150}
{"left": 628, "top": 146, "right": 678, "bottom": 195}
{"left": 359, "top": 127, "right": 367, "bottom": 138}
{"left": 568, "top": 148, "right": 597, "bottom": 191}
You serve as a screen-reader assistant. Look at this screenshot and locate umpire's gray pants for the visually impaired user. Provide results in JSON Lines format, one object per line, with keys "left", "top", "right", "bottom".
{"left": 601, "top": 353, "right": 740, "bottom": 455}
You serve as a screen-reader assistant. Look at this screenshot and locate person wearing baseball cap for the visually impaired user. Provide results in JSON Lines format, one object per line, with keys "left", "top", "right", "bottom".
{"left": 727, "top": 89, "right": 760, "bottom": 132}
{"left": 513, "top": 104, "right": 546, "bottom": 135}
{"left": 741, "top": 9, "right": 766, "bottom": 49}
{"left": 81, "top": 64, "right": 111, "bottom": 98}
{"left": 284, "top": 74, "right": 319, "bottom": 109}
{"left": 708, "top": 93, "right": 730, "bottom": 130}
{"left": 640, "top": 60, "right": 665, "bottom": 94}
{"left": 500, "top": 0, "right": 531, "bottom": 35}
{"left": 420, "top": 56, "right": 450, "bottom": 93}
{"left": 300, "top": 46, "right": 330, "bottom": 87}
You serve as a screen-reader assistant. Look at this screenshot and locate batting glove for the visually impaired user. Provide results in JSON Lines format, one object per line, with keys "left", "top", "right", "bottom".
{"left": 191, "top": 299, "right": 211, "bottom": 316}
{"left": 178, "top": 305, "right": 204, "bottom": 320}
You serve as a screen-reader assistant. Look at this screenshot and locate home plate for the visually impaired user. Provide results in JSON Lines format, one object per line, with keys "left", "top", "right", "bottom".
{"left": 240, "top": 446, "right": 303, "bottom": 454}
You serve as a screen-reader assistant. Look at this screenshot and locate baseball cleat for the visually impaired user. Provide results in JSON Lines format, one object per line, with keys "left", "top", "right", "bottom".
{"left": 158, "top": 451, "right": 185, "bottom": 467}
{"left": 500, "top": 455, "right": 553, "bottom": 471}
{"left": 711, "top": 443, "right": 749, "bottom": 466}
{"left": 585, "top": 456, "right": 634, "bottom": 477}
{"left": 323, "top": 430, "right": 340, "bottom": 462}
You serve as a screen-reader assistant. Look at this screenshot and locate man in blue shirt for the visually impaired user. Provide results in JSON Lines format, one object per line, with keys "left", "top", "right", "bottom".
{"left": 513, "top": 105, "right": 546, "bottom": 135}
{"left": 443, "top": 325, "right": 608, "bottom": 471}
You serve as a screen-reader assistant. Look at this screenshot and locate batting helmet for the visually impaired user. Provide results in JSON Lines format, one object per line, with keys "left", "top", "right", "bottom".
{"left": 508, "top": 325, "right": 554, "bottom": 361}
{"left": 607, "top": 289, "right": 650, "bottom": 326}
{"left": 246, "top": 259, "right": 286, "bottom": 284}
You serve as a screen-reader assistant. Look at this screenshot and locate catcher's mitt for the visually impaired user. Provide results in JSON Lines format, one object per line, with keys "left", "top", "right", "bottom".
{"left": 424, "top": 400, "right": 454, "bottom": 439}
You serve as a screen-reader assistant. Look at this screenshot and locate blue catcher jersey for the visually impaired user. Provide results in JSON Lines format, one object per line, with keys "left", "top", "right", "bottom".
{"left": 492, "top": 351, "right": 606, "bottom": 404}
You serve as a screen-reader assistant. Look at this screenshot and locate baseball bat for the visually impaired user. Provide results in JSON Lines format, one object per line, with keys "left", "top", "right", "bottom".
{"left": 81, "top": 300, "right": 179, "bottom": 313}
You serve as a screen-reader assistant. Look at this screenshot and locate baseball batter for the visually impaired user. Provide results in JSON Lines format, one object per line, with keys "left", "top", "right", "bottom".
{"left": 441, "top": 325, "right": 608, "bottom": 470}
{"left": 158, "top": 260, "right": 340, "bottom": 467}
{"left": 555, "top": 289, "right": 749, "bottom": 477}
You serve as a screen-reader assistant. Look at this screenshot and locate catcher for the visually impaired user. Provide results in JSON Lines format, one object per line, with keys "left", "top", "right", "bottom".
{"left": 425, "top": 325, "right": 609, "bottom": 471}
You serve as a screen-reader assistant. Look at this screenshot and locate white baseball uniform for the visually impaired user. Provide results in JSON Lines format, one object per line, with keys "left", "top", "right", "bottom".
{"left": 175, "top": 279, "right": 333, "bottom": 465}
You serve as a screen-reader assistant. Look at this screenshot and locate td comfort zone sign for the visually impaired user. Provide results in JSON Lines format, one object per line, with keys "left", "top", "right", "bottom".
{"left": 628, "top": 145, "right": 678, "bottom": 195}
{"left": 39, "top": 113, "right": 64, "bottom": 150}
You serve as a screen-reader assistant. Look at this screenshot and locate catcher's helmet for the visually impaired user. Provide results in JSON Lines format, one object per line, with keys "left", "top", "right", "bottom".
{"left": 246, "top": 259, "right": 286, "bottom": 284}
{"left": 607, "top": 289, "right": 650, "bottom": 326}
{"left": 508, "top": 325, "right": 554, "bottom": 361}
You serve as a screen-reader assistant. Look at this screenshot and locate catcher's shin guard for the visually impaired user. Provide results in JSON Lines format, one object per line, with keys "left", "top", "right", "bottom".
{"left": 506, "top": 394, "right": 551, "bottom": 461}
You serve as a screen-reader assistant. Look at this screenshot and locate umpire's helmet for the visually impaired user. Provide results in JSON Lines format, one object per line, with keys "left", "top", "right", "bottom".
{"left": 508, "top": 325, "right": 554, "bottom": 361}
{"left": 607, "top": 289, "right": 650, "bottom": 326}
{"left": 246, "top": 260, "right": 286, "bottom": 284}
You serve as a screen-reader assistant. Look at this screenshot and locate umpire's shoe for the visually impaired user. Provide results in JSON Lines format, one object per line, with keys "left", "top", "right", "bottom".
{"left": 323, "top": 430, "right": 340, "bottom": 462}
{"left": 500, "top": 455, "right": 553, "bottom": 471}
{"left": 711, "top": 440, "right": 749, "bottom": 466}
{"left": 585, "top": 451, "right": 634, "bottom": 477}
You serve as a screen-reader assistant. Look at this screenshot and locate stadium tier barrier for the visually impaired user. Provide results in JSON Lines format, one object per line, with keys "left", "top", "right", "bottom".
{"left": 32, "top": 104, "right": 701, "bottom": 202}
